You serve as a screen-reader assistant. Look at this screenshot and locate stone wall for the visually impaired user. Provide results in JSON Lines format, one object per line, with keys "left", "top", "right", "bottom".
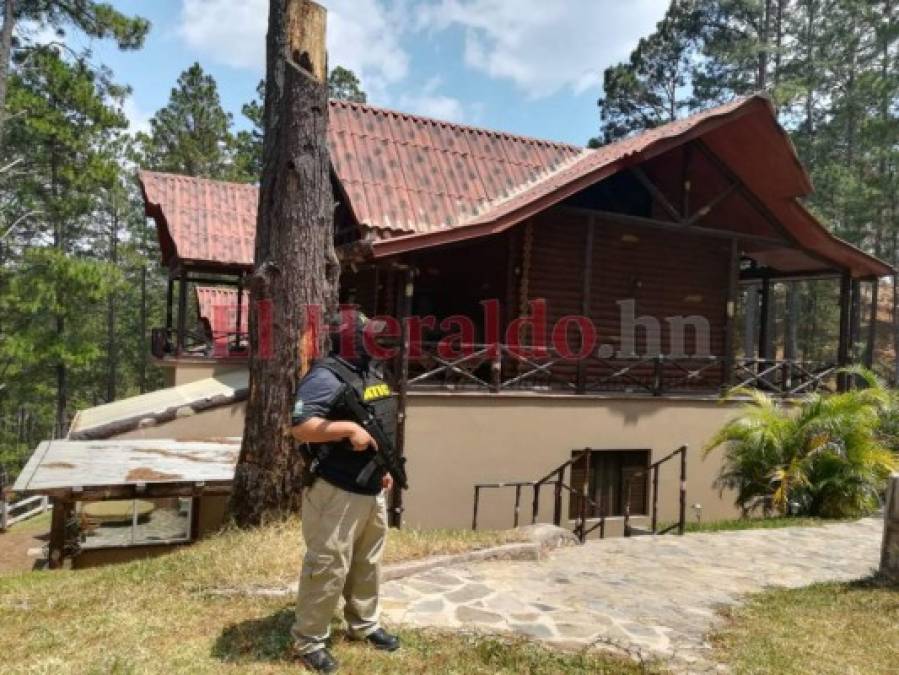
{"left": 882, "top": 474, "right": 899, "bottom": 582}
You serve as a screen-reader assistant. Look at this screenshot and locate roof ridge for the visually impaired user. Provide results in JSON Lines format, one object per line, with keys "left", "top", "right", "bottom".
{"left": 328, "top": 98, "right": 583, "bottom": 151}
{"left": 139, "top": 169, "right": 259, "bottom": 191}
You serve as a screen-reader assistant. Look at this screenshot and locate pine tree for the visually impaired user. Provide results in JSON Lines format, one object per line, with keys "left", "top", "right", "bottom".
{"left": 592, "top": 0, "right": 701, "bottom": 145}
{"left": 328, "top": 65, "right": 366, "bottom": 103}
{"left": 3, "top": 46, "right": 129, "bottom": 435}
{"left": 139, "top": 63, "right": 236, "bottom": 179}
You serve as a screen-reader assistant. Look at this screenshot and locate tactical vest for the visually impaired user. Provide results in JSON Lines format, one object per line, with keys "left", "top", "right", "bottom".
{"left": 308, "top": 356, "right": 398, "bottom": 496}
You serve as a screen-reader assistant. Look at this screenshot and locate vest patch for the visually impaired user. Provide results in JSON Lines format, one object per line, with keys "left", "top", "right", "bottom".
{"left": 362, "top": 383, "right": 391, "bottom": 401}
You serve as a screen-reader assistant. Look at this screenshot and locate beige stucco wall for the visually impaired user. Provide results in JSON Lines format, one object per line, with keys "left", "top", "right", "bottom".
{"left": 402, "top": 393, "right": 743, "bottom": 533}
{"left": 159, "top": 359, "right": 247, "bottom": 388}
{"left": 105, "top": 390, "right": 746, "bottom": 537}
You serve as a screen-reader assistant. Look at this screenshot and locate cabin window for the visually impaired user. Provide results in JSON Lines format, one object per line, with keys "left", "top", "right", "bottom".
{"left": 77, "top": 498, "right": 193, "bottom": 549}
{"left": 568, "top": 450, "right": 650, "bottom": 519}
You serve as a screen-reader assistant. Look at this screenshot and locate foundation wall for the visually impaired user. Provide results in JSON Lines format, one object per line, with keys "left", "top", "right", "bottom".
{"left": 402, "top": 393, "right": 743, "bottom": 532}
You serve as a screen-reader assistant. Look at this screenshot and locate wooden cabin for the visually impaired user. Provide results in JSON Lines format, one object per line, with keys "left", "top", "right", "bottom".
{"left": 12, "top": 94, "right": 894, "bottom": 567}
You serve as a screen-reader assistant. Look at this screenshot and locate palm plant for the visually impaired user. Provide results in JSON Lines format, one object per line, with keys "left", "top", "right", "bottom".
{"left": 705, "top": 368, "right": 897, "bottom": 518}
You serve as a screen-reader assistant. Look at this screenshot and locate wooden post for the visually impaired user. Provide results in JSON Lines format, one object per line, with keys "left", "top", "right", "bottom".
{"left": 722, "top": 238, "right": 739, "bottom": 389}
{"left": 0, "top": 494, "right": 8, "bottom": 532}
{"left": 531, "top": 483, "right": 540, "bottom": 524}
{"left": 838, "top": 271, "right": 852, "bottom": 391}
{"left": 623, "top": 479, "right": 632, "bottom": 537}
{"left": 850, "top": 279, "right": 862, "bottom": 363}
{"left": 233, "top": 273, "right": 244, "bottom": 351}
{"left": 758, "top": 276, "right": 773, "bottom": 362}
{"left": 176, "top": 272, "right": 187, "bottom": 355}
{"left": 47, "top": 497, "right": 70, "bottom": 569}
{"left": 866, "top": 280, "right": 879, "bottom": 369}
{"left": 165, "top": 276, "right": 174, "bottom": 337}
{"left": 471, "top": 486, "right": 480, "bottom": 530}
{"left": 743, "top": 284, "right": 757, "bottom": 360}
{"left": 229, "top": 0, "right": 336, "bottom": 526}
{"left": 391, "top": 267, "right": 414, "bottom": 528}
{"left": 576, "top": 217, "right": 595, "bottom": 394}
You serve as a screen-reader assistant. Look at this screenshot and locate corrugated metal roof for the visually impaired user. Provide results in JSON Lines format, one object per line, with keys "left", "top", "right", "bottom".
{"left": 12, "top": 439, "right": 239, "bottom": 495}
{"left": 68, "top": 370, "right": 248, "bottom": 440}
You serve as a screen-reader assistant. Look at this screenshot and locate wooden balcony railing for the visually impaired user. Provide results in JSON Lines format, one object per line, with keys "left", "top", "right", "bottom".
{"left": 405, "top": 342, "right": 838, "bottom": 397}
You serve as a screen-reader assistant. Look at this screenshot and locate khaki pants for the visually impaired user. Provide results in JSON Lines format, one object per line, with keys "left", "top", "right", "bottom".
{"left": 291, "top": 479, "right": 388, "bottom": 655}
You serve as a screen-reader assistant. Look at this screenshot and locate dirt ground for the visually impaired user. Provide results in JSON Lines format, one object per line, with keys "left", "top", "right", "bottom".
{"left": 0, "top": 528, "right": 47, "bottom": 574}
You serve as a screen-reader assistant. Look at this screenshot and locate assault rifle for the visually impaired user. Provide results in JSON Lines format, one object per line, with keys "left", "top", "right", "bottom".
{"left": 335, "top": 384, "right": 409, "bottom": 490}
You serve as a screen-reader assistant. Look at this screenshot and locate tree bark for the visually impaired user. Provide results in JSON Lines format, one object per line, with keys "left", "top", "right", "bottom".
{"left": 229, "top": 0, "right": 338, "bottom": 528}
{"left": 106, "top": 192, "right": 118, "bottom": 402}
{"left": 0, "top": 0, "right": 15, "bottom": 139}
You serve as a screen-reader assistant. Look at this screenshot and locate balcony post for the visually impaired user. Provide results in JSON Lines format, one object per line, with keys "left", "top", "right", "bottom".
{"left": 838, "top": 271, "right": 852, "bottom": 391}
{"left": 866, "top": 279, "right": 879, "bottom": 369}
{"left": 176, "top": 271, "right": 188, "bottom": 355}
{"left": 165, "top": 276, "right": 174, "bottom": 336}
{"left": 722, "top": 238, "right": 739, "bottom": 390}
{"left": 758, "top": 276, "right": 773, "bottom": 363}
{"left": 233, "top": 272, "right": 244, "bottom": 352}
{"left": 576, "top": 216, "right": 595, "bottom": 394}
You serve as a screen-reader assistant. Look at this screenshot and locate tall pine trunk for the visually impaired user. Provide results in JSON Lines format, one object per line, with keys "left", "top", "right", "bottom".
{"left": 106, "top": 195, "right": 118, "bottom": 402}
{"left": 229, "top": 0, "right": 338, "bottom": 527}
{"left": 0, "top": 0, "right": 15, "bottom": 138}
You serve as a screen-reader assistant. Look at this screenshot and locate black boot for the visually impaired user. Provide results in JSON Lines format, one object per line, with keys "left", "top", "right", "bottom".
{"left": 358, "top": 628, "right": 400, "bottom": 652}
{"left": 299, "top": 648, "right": 339, "bottom": 673}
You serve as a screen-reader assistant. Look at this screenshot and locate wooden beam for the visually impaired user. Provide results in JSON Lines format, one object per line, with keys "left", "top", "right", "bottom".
{"left": 630, "top": 166, "right": 682, "bottom": 222}
{"left": 685, "top": 183, "right": 739, "bottom": 227}
{"left": 576, "top": 216, "right": 596, "bottom": 393}
{"left": 284, "top": 0, "right": 327, "bottom": 81}
{"left": 562, "top": 207, "right": 787, "bottom": 247}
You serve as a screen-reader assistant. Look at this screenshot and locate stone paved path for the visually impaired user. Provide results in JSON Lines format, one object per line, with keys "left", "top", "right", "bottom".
{"left": 381, "top": 518, "right": 884, "bottom": 671}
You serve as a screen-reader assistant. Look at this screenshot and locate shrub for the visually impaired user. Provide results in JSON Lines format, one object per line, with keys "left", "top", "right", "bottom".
{"left": 704, "top": 368, "right": 897, "bottom": 518}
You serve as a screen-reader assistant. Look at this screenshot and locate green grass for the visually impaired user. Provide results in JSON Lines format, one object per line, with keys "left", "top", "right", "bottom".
{"left": 678, "top": 516, "right": 849, "bottom": 533}
{"left": 5, "top": 510, "right": 51, "bottom": 536}
{"left": 711, "top": 576, "right": 899, "bottom": 675}
{"left": 0, "top": 517, "right": 649, "bottom": 674}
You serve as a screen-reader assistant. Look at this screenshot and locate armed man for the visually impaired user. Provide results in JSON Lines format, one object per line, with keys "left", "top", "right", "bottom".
{"left": 290, "top": 310, "right": 407, "bottom": 673}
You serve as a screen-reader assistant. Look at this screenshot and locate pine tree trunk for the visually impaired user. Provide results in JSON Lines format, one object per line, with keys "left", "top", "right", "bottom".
{"left": 106, "top": 197, "right": 118, "bottom": 402}
{"left": 0, "top": 0, "right": 15, "bottom": 138}
{"left": 139, "top": 221, "right": 147, "bottom": 393}
{"left": 758, "top": 0, "right": 773, "bottom": 90}
{"left": 229, "top": 0, "right": 338, "bottom": 528}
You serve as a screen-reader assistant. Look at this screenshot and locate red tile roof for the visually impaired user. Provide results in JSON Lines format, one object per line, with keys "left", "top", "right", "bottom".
{"left": 140, "top": 171, "right": 257, "bottom": 269}
{"left": 139, "top": 95, "right": 892, "bottom": 279}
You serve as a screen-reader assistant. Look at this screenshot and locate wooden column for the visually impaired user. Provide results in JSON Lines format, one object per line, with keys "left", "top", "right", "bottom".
{"left": 866, "top": 279, "right": 879, "bottom": 369}
{"left": 758, "top": 276, "right": 772, "bottom": 362}
{"left": 165, "top": 276, "right": 174, "bottom": 336}
{"left": 176, "top": 272, "right": 187, "bottom": 355}
{"left": 576, "top": 217, "right": 595, "bottom": 393}
{"left": 784, "top": 282, "right": 799, "bottom": 361}
{"left": 743, "top": 284, "right": 757, "bottom": 360}
{"left": 233, "top": 272, "right": 244, "bottom": 351}
{"left": 391, "top": 267, "right": 414, "bottom": 529}
{"left": 850, "top": 279, "right": 862, "bottom": 362}
{"left": 837, "top": 271, "right": 853, "bottom": 391}
{"left": 722, "top": 239, "right": 739, "bottom": 389}
{"left": 47, "top": 497, "right": 72, "bottom": 570}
